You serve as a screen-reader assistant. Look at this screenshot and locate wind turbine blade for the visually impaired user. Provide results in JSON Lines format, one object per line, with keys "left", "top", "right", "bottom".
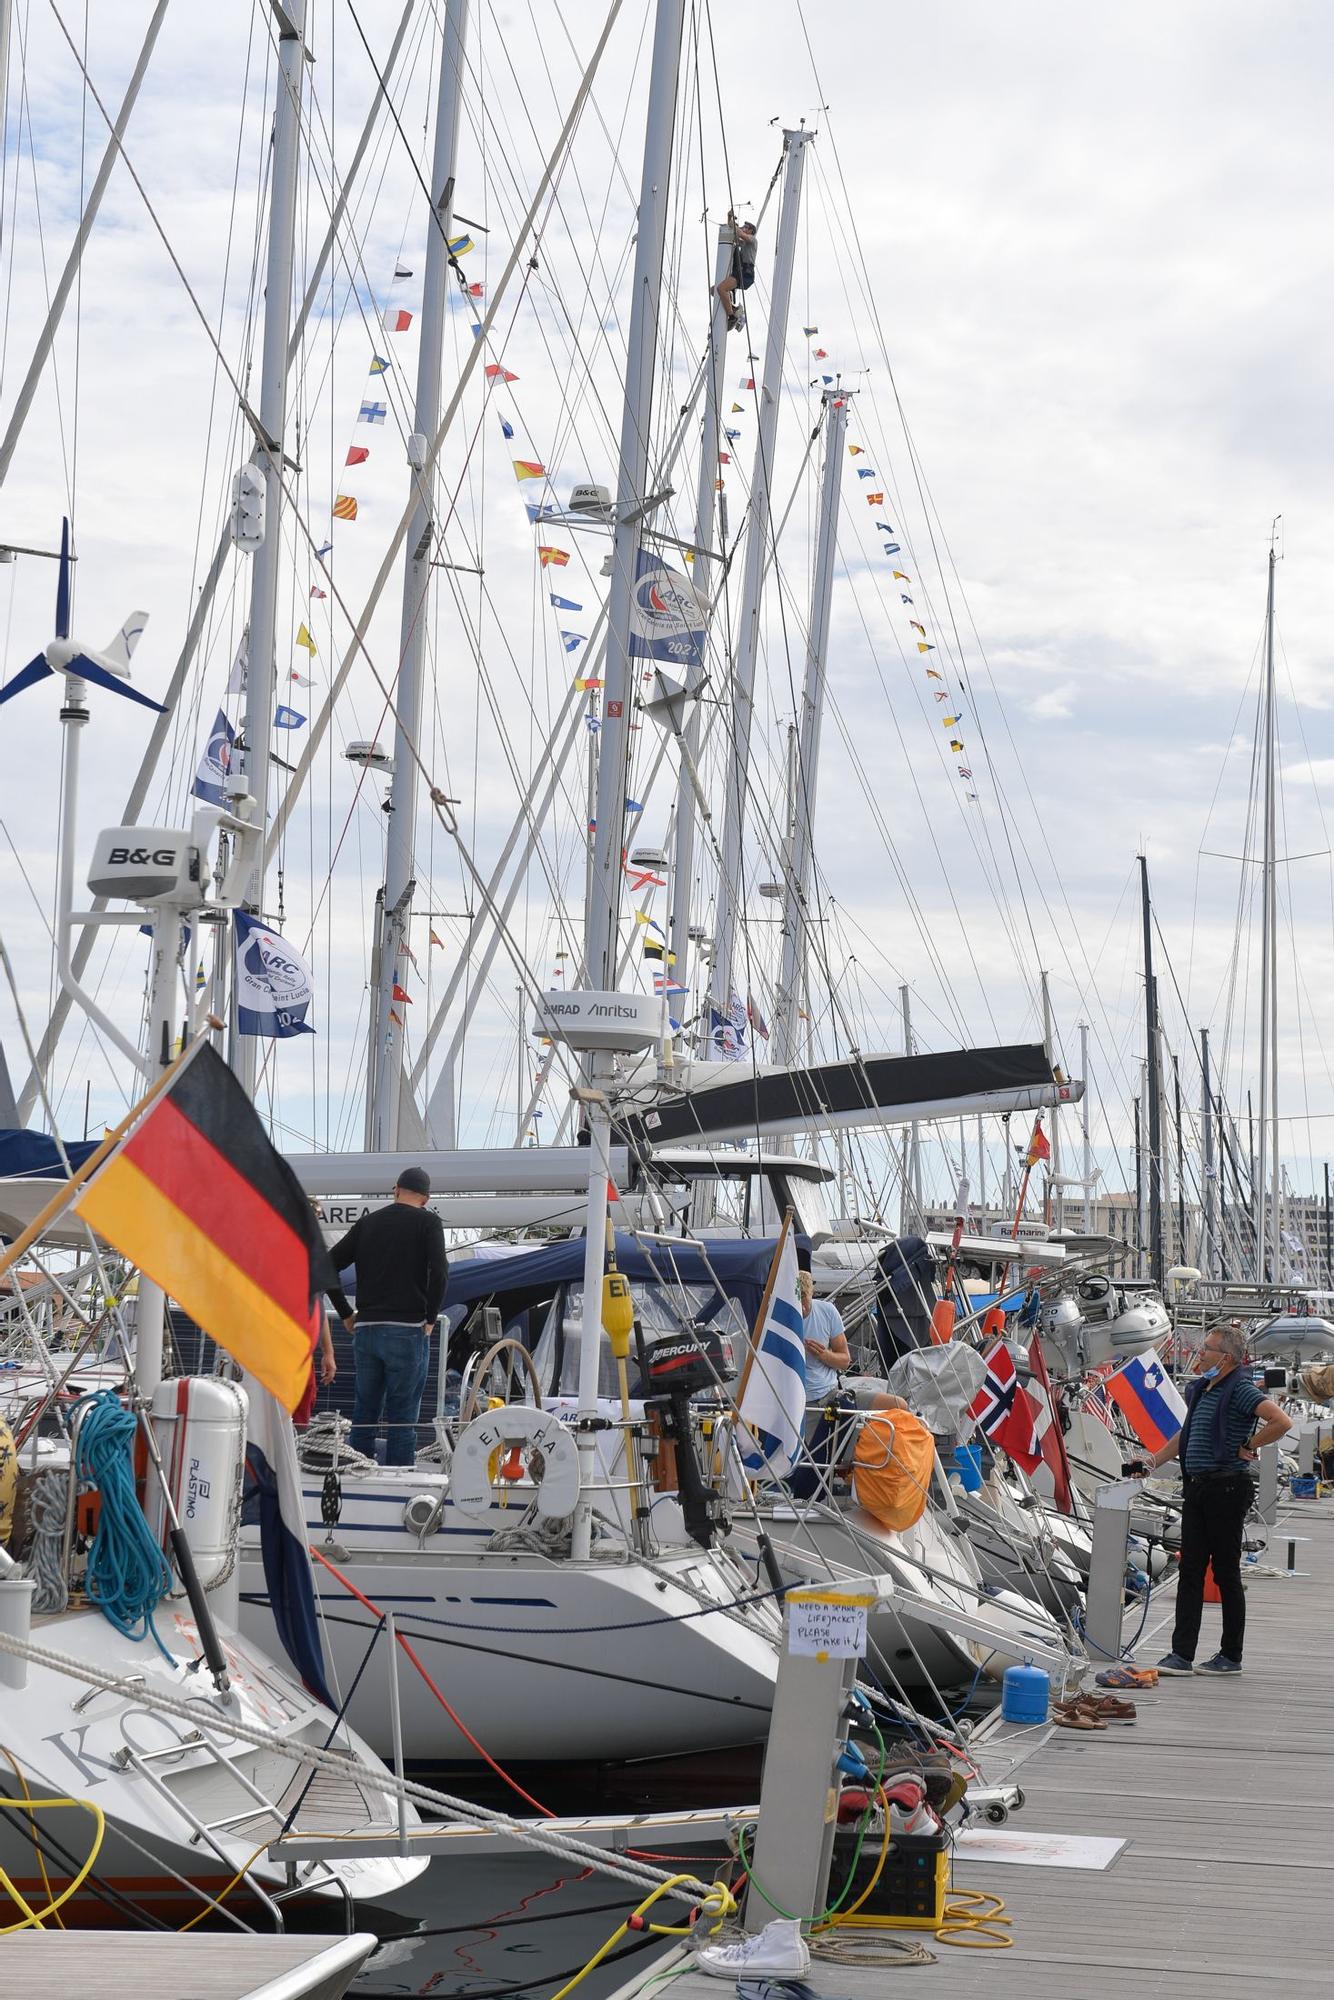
{"left": 0, "top": 656, "right": 55, "bottom": 705}
{"left": 56, "top": 518, "right": 71, "bottom": 640}
{"left": 69, "top": 655, "right": 169, "bottom": 713}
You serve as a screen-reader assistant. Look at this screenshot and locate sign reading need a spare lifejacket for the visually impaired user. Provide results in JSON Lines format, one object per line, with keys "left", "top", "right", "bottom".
{"left": 786, "top": 1589, "right": 873, "bottom": 1660}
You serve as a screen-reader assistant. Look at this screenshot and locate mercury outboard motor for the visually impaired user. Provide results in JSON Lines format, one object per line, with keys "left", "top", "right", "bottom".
{"left": 644, "top": 1330, "right": 732, "bottom": 1550}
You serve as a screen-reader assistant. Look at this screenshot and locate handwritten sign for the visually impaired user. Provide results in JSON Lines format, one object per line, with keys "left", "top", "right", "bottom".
{"left": 786, "top": 1589, "right": 873, "bottom": 1661}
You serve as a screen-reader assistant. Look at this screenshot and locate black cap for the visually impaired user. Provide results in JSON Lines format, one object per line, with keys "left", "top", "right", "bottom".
{"left": 396, "top": 1166, "right": 431, "bottom": 1196}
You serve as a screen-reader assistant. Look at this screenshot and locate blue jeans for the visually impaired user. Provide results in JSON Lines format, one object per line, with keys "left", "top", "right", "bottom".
{"left": 349, "top": 1323, "right": 430, "bottom": 1466}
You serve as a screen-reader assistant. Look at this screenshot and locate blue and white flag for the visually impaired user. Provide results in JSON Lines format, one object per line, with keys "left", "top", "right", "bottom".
{"left": 242, "top": 1379, "right": 332, "bottom": 1706}
{"left": 192, "top": 636, "right": 247, "bottom": 806}
{"left": 708, "top": 990, "right": 748, "bottom": 1062}
{"left": 358, "top": 400, "right": 387, "bottom": 424}
{"left": 562, "top": 631, "right": 587, "bottom": 652}
{"left": 234, "top": 912, "right": 315, "bottom": 1037}
{"left": 628, "top": 548, "right": 704, "bottom": 674}
{"left": 737, "top": 1231, "right": 806, "bottom": 1476}
{"left": 550, "top": 593, "right": 582, "bottom": 611}
{"left": 273, "top": 705, "right": 306, "bottom": 729}
{"left": 193, "top": 707, "right": 237, "bottom": 806}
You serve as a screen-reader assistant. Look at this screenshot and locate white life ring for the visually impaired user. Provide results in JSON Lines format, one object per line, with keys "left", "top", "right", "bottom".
{"left": 450, "top": 1405, "right": 581, "bottom": 1521}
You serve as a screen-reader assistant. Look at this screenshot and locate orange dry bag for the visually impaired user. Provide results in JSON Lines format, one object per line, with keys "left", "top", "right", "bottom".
{"left": 851, "top": 1409, "right": 935, "bottom": 1532}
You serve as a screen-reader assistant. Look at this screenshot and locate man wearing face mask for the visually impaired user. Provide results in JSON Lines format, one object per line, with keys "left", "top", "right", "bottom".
{"left": 1130, "top": 1321, "right": 1289, "bottom": 1676}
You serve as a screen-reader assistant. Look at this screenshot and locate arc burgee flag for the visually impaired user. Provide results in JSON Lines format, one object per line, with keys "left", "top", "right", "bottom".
{"left": 76, "top": 1042, "right": 338, "bottom": 1412}
{"left": 233, "top": 911, "right": 316, "bottom": 1039}
{"left": 1106, "top": 1352, "right": 1188, "bottom": 1451}
{"left": 736, "top": 1229, "right": 806, "bottom": 1478}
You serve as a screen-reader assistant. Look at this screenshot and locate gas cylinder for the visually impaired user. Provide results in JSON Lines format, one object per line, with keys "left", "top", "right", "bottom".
{"left": 1001, "top": 1657, "right": 1050, "bottom": 1725}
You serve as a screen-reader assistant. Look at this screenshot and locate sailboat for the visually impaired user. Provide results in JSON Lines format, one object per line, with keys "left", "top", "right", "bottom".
{"left": 0, "top": 0, "right": 1097, "bottom": 1792}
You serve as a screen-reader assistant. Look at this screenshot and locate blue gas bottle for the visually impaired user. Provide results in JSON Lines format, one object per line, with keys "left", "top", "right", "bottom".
{"left": 1001, "top": 1657, "right": 1050, "bottom": 1725}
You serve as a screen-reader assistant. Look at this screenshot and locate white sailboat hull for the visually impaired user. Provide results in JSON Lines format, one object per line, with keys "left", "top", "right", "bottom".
{"left": 0, "top": 1604, "right": 427, "bottom": 1917}
{"left": 238, "top": 1473, "right": 783, "bottom": 1764}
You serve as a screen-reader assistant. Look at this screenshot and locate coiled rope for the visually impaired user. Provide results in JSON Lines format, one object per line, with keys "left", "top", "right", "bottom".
{"left": 71, "top": 1391, "right": 173, "bottom": 1658}
{"left": 25, "top": 1469, "right": 70, "bottom": 1615}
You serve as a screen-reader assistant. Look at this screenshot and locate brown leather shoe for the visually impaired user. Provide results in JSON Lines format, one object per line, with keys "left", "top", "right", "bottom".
{"left": 1074, "top": 1693, "right": 1136, "bottom": 1722}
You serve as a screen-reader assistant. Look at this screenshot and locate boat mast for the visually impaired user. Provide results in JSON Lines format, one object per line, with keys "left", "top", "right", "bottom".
{"left": 771, "top": 389, "right": 847, "bottom": 1065}
{"left": 0, "top": 0, "right": 171, "bottom": 488}
{"left": 702, "top": 127, "right": 812, "bottom": 1053}
{"left": 1138, "top": 853, "right": 1164, "bottom": 1289}
{"left": 1255, "top": 540, "right": 1278, "bottom": 1284}
{"left": 572, "top": 0, "right": 686, "bottom": 1565}
{"left": 668, "top": 223, "right": 733, "bottom": 998}
{"left": 583, "top": 0, "right": 687, "bottom": 997}
{"left": 367, "top": 0, "right": 470, "bottom": 1150}
{"left": 234, "top": 0, "right": 308, "bottom": 1096}
{"left": 15, "top": 4, "right": 423, "bottom": 1120}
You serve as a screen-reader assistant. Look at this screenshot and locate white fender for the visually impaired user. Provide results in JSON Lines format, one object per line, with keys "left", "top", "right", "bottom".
{"left": 450, "top": 1406, "right": 580, "bottom": 1520}
{"left": 145, "top": 1377, "right": 248, "bottom": 1592}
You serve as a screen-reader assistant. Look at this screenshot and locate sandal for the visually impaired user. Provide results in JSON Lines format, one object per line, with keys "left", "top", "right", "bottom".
{"left": 1096, "top": 1665, "right": 1158, "bottom": 1689}
{"left": 1052, "top": 1703, "right": 1106, "bottom": 1730}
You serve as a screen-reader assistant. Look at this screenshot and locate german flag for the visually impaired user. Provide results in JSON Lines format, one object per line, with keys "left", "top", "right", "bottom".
{"left": 76, "top": 1044, "right": 335, "bottom": 1410}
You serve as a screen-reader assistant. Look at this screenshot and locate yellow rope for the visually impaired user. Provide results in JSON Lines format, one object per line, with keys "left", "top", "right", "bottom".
{"left": 1, "top": 1747, "right": 65, "bottom": 1929}
{"left": 546, "top": 1875, "right": 734, "bottom": 2000}
{"left": 934, "top": 1886, "right": 1013, "bottom": 1948}
{"left": 176, "top": 1839, "right": 273, "bottom": 1933}
{"left": 0, "top": 1795, "right": 105, "bottom": 1932}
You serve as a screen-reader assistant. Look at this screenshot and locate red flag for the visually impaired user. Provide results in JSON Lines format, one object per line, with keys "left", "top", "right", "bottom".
{"left": 1024, "top": 1117, "right": 1051, "bottom": 1167}
{"left": 391, "top": 982, "right": 413, "bottom": 1005}
{"left": 384, "top": 308, "right": 413, "bottom": 333}
{"left": 485, "top": 363, "right": 519, "bottom": 382}
{"left": 967, "top": 1341, "right": 1042, "bottom": 1474}
{"left": 1026, "top": 1333, "right": 1074, "bottom": 1513}
{"left": 346, "top": 445, "right": 369, "bottom": 466}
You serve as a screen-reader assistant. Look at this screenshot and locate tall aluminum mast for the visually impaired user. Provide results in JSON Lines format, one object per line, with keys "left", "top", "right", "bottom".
{"left": 702, "top": 128, "right": 811, "bottom": 1052}
{"left": 771, "top": 389, "right": 847, "bottom": 1066}
{"left": 1255, "top": 540, "right": 1279, "bottom": 1282}
{"left": 583, "top": 0, "right": 687, "bottom": 993}
{"left": 367, "top": 0, "right": 470, "bottom": 1149}
{"left": 234, "top": 0, "right": 308, "bottom": 1096}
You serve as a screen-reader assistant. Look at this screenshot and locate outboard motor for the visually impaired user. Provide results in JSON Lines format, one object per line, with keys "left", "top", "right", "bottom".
{"left": 644, "top": 1330, "right": 732, "bottom": 1550}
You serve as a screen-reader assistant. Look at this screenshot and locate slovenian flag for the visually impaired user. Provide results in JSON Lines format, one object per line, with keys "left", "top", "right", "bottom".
{"left": 1106, "top": 1352, "right": 1188, "bottom": 1451}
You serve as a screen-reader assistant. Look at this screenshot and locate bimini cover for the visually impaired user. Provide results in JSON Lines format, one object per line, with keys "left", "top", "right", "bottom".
{"left": 0, "top": 1129, "right": 100, "bottom": 1180}
{"left": 851, "top": 1408, "right": 935, "bottom": 1532}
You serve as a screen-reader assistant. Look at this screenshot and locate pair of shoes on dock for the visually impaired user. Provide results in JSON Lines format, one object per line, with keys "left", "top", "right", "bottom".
{"left": 1096, "top": 1664, "right": 1158, "bottom": 1689}
{"left": 1053, "top": 1693, "right": 1136, "bottom": 1730}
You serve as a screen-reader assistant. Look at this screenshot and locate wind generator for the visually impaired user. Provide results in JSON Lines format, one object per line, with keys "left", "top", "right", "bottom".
{"left": 0, "top": 518, "right": 162, "bottom": 712}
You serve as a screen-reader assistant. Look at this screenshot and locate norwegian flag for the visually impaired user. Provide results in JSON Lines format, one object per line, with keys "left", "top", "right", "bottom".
{"left": 968, "top": 1341, "right": 1042, "bottom": 1473}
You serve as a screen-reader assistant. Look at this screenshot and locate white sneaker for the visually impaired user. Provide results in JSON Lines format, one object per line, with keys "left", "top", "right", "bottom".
{"left": 693, "top": 1917, "right": 810, "bottom": 1980}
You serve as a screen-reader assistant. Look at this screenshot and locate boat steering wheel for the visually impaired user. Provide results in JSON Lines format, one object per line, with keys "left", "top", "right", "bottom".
{"left": 458, "top": 1336, "right": 544, "bottom": 1426}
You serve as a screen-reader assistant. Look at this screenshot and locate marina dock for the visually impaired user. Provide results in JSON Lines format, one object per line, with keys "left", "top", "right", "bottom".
{"left": 1, "top": 1930, "right": 379, "bottom": 1999}
{"left": 616, "top": 1501, "right": 1330, "bottom": 2000}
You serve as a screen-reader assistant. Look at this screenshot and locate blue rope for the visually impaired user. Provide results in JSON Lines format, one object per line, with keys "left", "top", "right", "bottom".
{"left": 72, "top": 1390, "right": 175, "bottom": 1661}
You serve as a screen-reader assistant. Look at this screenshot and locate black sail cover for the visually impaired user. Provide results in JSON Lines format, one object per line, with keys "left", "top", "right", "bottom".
{"left": 617, "top": 1042, "right": 1059, "bottom": 1150}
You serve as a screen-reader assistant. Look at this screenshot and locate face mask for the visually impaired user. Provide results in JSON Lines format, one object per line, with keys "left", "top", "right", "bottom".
{"left": 1197, "top": 1364, "right": 1218, "bottom": 1380}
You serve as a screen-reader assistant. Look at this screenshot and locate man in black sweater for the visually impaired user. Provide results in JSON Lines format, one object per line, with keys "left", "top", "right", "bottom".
{"left": 327, "top": 1167, "right": 448, "bottom": 1466}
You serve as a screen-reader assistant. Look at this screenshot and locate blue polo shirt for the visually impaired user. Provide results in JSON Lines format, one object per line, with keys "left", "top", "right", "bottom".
{"left": 1181, "top": 1371, "right": 1264, "bottom": 1476}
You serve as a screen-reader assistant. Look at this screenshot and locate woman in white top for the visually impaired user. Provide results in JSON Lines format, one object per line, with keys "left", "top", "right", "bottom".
{"left": 798, "top": 1270, "right": 850, "bottom": 1400}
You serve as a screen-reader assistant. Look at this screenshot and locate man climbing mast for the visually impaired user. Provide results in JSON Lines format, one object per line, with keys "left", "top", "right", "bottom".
{"left": 716, "top": 210, "right": 758, "bottom": 331}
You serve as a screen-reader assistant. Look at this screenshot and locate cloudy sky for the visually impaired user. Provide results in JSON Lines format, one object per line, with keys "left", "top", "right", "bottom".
{"left": 0, "top": 0, "right": 1331, "bottom": 1241}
